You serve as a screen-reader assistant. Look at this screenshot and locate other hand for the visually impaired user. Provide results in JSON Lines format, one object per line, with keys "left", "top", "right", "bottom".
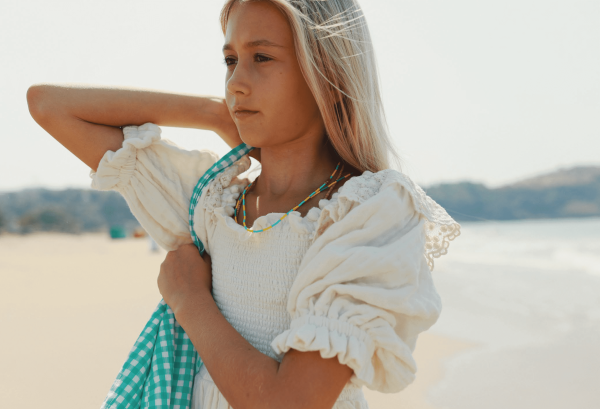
{"left": 158, "top": 244, "right": 213, "bottom": 314}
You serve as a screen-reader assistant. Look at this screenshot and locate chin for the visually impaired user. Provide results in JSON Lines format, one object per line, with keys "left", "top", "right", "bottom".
{"left": 238, "top": 129, "right": 274, "bottom": 149}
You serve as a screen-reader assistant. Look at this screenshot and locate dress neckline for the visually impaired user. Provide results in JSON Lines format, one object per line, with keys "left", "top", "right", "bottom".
{"left": 202, "top": 153, "right": 372, "bottom": 236}
{"left": 220, "top": 178, "right": 344, "bottom": 236}
{"left": 231, "top": 175, "right": 356, "bottom": 232}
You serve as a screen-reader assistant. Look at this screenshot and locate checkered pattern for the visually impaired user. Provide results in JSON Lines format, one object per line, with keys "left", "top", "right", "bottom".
{"left": 101, "top": 301, "right": 198, "bottom": 409}
{"left": 101, "top": 143, "right": 254, "bottom": 409}
{"left": 189, "top": 143, "right": 255, "bottom": 255}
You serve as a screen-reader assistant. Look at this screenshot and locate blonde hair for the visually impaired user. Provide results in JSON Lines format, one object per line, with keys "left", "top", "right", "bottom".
{"left": 220, "top": 0, "right": 401, "bottom": 173}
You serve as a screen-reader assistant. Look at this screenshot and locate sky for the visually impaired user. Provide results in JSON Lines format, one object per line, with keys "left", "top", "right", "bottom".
{"left": 1, "top": 0, "right": 598, "bottom": 192}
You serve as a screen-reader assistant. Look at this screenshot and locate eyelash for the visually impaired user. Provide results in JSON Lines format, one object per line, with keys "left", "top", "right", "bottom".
{"left": 223, "top": 54, "right": 272, "bottom": 66}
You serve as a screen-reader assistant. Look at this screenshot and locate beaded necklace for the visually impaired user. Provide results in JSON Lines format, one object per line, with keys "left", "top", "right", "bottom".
{"left": 234, "top": 162, "right": 352, "bottom": 233}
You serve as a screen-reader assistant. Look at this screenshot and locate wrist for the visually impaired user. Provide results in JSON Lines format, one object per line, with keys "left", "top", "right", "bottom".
{"left": 173, "top": 289, "right": 215, "bottom": 325}
{"left": 205, "top": 97, "right": 230, "bottom": 133}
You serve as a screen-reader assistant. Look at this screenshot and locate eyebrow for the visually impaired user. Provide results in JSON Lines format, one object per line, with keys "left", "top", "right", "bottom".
{"left": 222, "top": 39, "right": 285, "bottom": 52}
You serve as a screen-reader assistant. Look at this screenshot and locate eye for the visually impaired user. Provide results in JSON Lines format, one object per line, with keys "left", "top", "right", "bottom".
{"left": 223, "top": 56, "right": 237, "bottom": 67}
{"left": 255, "top": 54, "right": 272, "bottom": 62}
{"left": 222, "top": 54, "right": 272, "bottom": 67}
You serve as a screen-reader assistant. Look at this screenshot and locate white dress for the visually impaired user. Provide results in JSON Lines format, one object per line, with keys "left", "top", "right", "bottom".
{"left": 90, "top": 123, "right": 461, "bottom": 409}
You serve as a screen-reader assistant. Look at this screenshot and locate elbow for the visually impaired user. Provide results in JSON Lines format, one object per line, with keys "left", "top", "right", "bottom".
{"left": 27, "top": 83, "right": 61, "bottom": 124}
{"left": 26, "top": 83, "right": 49, "bottom": 123}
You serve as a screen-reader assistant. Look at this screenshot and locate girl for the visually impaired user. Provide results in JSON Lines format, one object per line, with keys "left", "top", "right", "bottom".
{"left": 27, "top": 0, "right": 460, "bottom": 408}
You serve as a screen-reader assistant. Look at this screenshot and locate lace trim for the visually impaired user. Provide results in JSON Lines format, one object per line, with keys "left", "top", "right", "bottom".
{"left": 391, "top": 172, "right": 461, "bottom": 270}
{"left": 201, "top": 155, "right": 252, "bottom": 214}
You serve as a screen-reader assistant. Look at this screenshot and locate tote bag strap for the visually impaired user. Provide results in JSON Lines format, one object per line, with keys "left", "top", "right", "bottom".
{"left": 188, "top": 143, "right": 255, "bottom": 255}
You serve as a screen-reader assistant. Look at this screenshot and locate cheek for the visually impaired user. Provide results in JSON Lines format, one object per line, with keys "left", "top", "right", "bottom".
{"left": 265, "top": 70, "right": 319, "bottom": 123}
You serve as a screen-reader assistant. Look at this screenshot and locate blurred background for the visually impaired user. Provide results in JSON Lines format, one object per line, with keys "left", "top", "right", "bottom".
{"left": 0, "top": 1, "right": 598, "bottom": 408}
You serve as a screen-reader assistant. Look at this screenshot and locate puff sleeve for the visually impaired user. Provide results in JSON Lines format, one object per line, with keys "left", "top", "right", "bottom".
{"left": 270, "top": 171, "right": 460, "bottom": 393}
{"left": 89, "top": 122, "right": 219, "bottom": 251}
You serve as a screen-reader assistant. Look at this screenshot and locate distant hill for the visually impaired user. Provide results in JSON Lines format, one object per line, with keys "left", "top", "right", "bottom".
{"left": 0, "top": 188, "right": 138, "bottom": 234}
{"left": 510, "top": 166, "right": 600, "bottom": 189}
{"left": 424, "top": 166, "right": 600, "bottom": 221}
{"left": 1, "top": 166, "right": 599, "bottom": 234}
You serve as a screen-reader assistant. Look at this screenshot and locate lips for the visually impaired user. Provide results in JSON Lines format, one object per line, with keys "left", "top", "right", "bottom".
{"left": 234, "top": 109, "right": 258, "bottom": 119}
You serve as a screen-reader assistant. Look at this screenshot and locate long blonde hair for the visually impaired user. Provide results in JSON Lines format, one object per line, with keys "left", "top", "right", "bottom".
{"left": 220, "top": 0, "right": 401, "bottom": 173}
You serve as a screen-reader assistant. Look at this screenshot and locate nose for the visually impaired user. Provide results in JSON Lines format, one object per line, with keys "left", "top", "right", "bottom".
{"left": 226, "top": 60, "right": 251, "bottom": 97}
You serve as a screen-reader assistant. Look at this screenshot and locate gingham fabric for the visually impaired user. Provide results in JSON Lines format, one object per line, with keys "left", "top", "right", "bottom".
{"left": 101, "top": 143, "right": 255, "bottom": 409}
{"left": 188, "top": 143, "right": 255, "bottom": 254}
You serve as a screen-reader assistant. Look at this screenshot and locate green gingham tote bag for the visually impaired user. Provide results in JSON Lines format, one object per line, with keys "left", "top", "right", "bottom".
{"left": 101, "top": 143, "right": 254, "bottom": 409}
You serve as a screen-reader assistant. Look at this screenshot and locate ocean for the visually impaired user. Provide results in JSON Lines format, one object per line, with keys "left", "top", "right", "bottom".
{"left": 428, "top": 217, "right": 600, "bottom": 409}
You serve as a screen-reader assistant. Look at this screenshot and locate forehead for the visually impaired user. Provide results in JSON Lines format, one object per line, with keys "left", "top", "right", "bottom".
{"left": 224, "top": 1, "right": 293, "bottom": 48}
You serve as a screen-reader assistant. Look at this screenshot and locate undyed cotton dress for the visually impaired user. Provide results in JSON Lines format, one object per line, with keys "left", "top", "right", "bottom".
{"left": 90, "top": 123, "right": 461, "bottom": 409}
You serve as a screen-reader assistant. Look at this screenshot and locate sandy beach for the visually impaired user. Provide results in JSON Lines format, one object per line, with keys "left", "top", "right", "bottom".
{"left": 0, "top": 232, "right": 474, "bottom": 408}
{"left": 2, "top": 219, "right": 599, "bottom": 408}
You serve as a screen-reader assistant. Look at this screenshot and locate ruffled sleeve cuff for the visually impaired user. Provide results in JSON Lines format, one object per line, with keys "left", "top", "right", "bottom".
{"left": 271, "top": 312, "right": 419, "bottom": 393}
{"left": 90, "top": 123, "right": 163, "bottom": 191}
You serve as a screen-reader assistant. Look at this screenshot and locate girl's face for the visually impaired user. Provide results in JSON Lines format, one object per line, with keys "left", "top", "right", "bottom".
{"left": 223, "top": 1, "right": 326, "bottom": 149}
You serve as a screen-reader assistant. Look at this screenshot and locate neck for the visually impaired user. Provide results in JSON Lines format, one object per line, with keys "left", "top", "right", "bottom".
{"left": 254, "top": 135, "right": 339, "bottom": 198}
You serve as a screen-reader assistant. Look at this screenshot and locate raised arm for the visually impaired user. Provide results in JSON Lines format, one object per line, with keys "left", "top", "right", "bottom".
{"left": 26, "top": 82, "right": 246, "bottom": 171}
